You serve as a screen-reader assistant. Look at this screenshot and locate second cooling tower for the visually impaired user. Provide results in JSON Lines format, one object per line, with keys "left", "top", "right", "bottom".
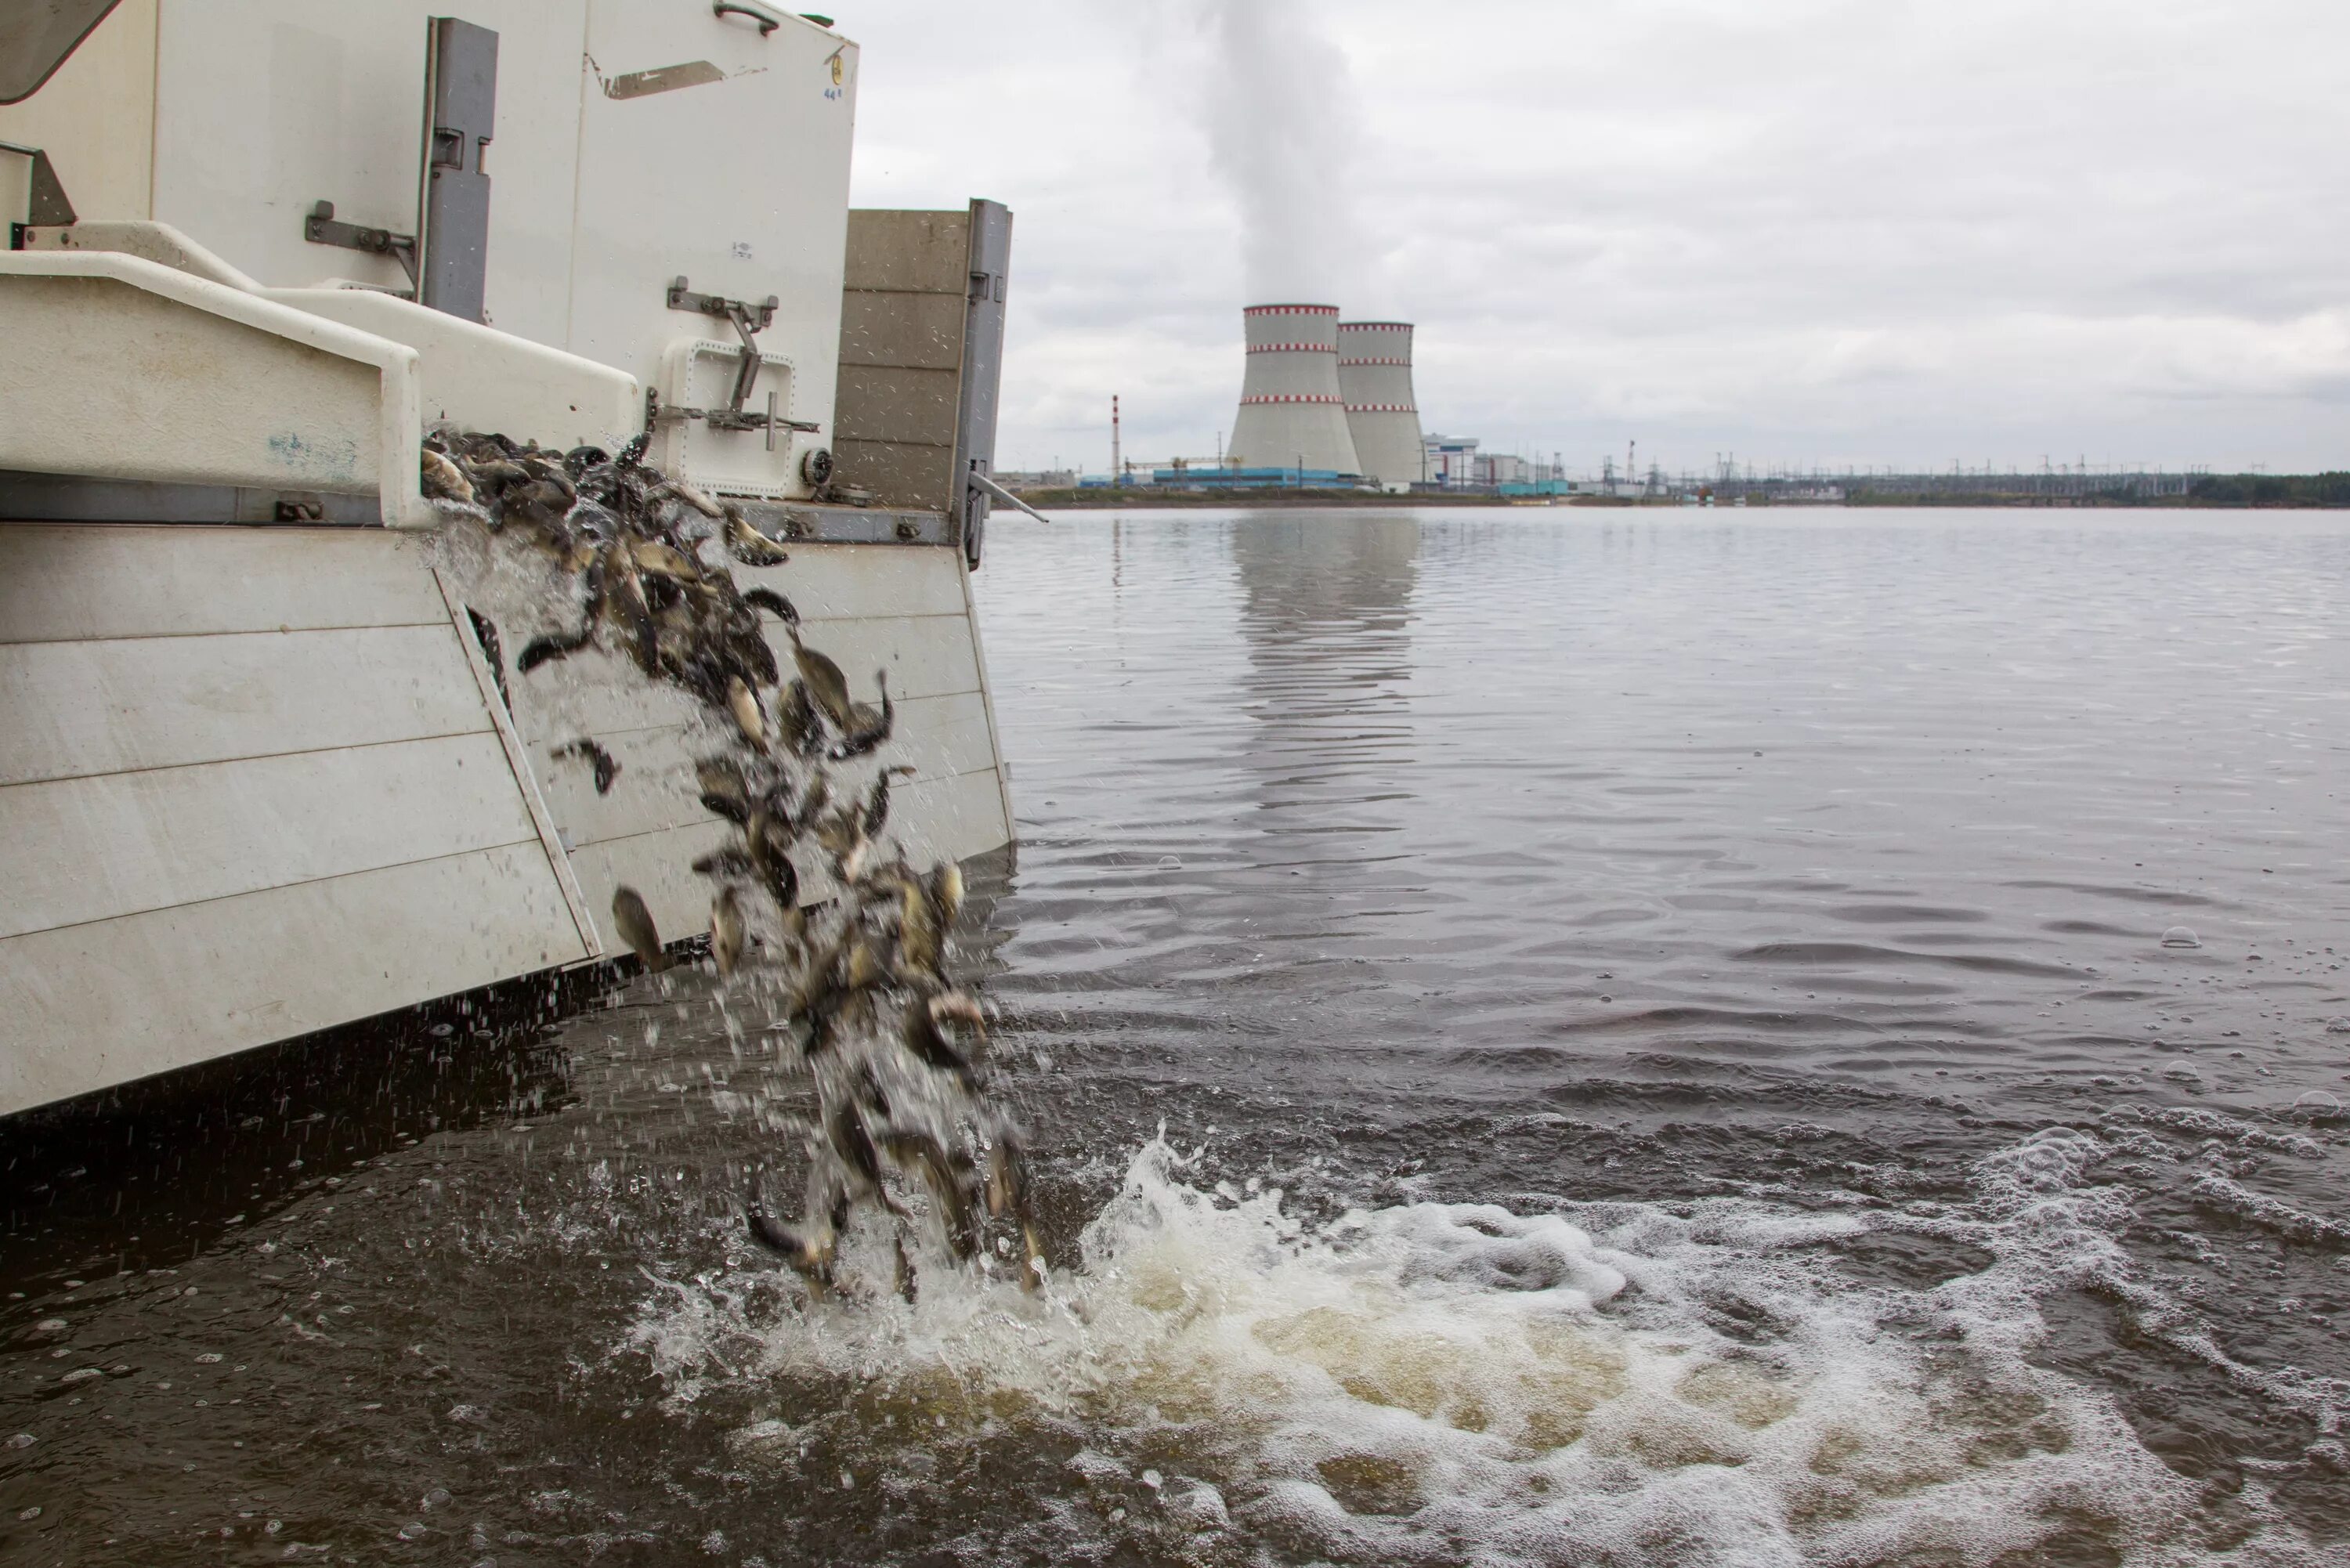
{"left": 1229, "top": 304, "right": 1361, "bottom": 478}
{"left": 1337, "top": 321, "right": 1424, "bottom": 492}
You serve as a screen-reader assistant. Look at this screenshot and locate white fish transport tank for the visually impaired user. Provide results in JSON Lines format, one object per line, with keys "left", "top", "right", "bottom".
{"left": 0, "top": 0, "right": 1028, "bottom": 1118}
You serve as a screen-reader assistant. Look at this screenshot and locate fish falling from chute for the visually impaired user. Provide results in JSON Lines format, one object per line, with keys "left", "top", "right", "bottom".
{"left": 421, "top": 428, "right": 1044, "bottom": 1301}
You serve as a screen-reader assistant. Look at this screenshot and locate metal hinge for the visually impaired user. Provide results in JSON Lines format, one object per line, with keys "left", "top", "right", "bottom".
{"left": 645, "top": 387, "right": 819, "bottom": 451}
{"left": 304, "top": 200, "right": 418, "bottom": 291}
{"left": 0, "top": 141, "right": 76, "bottom": 228}
{"left": 659, "top": 278, "right": 815, "bottom": 445}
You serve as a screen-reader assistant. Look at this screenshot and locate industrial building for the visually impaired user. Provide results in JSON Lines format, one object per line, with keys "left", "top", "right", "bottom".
{"left": 1227, "top": 304, "right": 1362, "bottom": 478}
{"left": 1336, "top": 320, "right": 1423, "bottom": 492}
{"left": 1423, "top": 432, "right": 1478, "bottom": 487}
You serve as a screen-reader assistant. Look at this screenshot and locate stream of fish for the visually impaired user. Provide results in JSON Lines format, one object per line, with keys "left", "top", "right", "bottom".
{"left": 4, "top": 506, "right": 2348, "bottom": 1566}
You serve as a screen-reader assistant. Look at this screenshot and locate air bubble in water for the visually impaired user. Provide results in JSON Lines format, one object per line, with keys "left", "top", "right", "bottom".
{"left": 2160, "top": 927, "right": 2200, "bottom": 948}
{"left": 2326, "top": 1017, "right": 2350, "bottom": 1035}
{"left": 2290, "top": 1090, "right": 2343, "bottom": 1120}
{"left": 1158, "top": 855, "right": 1182, "bottom": 869}
{"left": 2160, "top": 1060, "right": 2203, "bottom": 1082}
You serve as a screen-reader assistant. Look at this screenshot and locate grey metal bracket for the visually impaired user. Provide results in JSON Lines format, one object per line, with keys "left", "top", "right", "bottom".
{"left": 645, "top": 388, "right": 819, "bottom": 452}
{"left": 305, "top": 200, "right": 417, "bottom": 289}
{"left": 418, "top": 16, "right": 498, "bottom": 322}
{"left": 663, "top": 277, "right": 795, "bottom": 436}
{"left": 951, "top": 198, "right": 1013, "bottom": 567}
{"left": 0, "top": 141, "right": 76, "bottom": 229}
{"left": 666, "top": 277, "right": 776, "bottom": 332}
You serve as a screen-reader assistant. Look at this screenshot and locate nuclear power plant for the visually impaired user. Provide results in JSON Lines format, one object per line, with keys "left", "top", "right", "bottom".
{"left": 1059, "top": 304, "right": 1433, "bottom": 492}
{"left": 1222, "top": 305, "right": 1425, "bottom": 491}
{"left": 1336, "top": 320, "right": 1424, "bottom": 492}
{"left": 1227, "top": 304, "right": 1362, "bottom": 479}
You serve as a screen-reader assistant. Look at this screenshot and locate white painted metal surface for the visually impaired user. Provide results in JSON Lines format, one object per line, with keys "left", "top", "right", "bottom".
{"left": 577, "top": 4, "right": 855, "bottom": 499}
{"left": 0, "top": 3, "right": 1017, "bottom": 1121}
{"left": 0, "top": 249, "right": 432, "bottom": 522}
{"left": 0, "top": 524, "right": 595, "bottom": 1118}
{"left": 144, "top": 0, "right": 593, "bottom": 346}
{"left": 483, "top": 540, "right": 1014, "bottom": 954}
{"left": 0, "top": 0, "right": 157, "bottom": 223}
{"left": 270, "top": 288, "right": 640, "bottom": 454}
{"left": 0, "top": 0, "right": 857, "bottom": 498}
{"left": 11, "top": 226, "right": 645, "bottom": 471}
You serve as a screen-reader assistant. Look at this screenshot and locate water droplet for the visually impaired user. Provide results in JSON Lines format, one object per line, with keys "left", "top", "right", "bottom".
{"left": 2160, "top": 927, "right": 2200, "bottom": 948}
{"left": 1157, "top": 855, "right": 1181, "bottom": 869}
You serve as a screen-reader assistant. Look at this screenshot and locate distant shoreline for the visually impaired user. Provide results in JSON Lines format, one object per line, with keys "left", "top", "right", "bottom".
{"left": 1008, "top": 487, "right": 2350, "bottom": 511}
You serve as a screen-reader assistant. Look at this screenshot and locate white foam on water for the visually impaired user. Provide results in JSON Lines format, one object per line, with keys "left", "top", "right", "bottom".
{"left": 625, "top": 1130, "right": 2332, "bottom": 1565}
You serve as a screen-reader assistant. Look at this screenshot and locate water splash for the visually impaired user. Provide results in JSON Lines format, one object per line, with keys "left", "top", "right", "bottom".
{"left": 622, "top": 1129, "right": 2332, "bottom": 1564}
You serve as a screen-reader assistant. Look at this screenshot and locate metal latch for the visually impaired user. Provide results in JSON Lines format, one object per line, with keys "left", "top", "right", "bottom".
{"left": 657, "top": 277, "right": 818, "bottom": 446}
{"left": 304, "top": 200, "right": 417, "bottom": 291}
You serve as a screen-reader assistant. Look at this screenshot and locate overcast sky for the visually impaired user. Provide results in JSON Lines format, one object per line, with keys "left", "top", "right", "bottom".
{"left": 842, "top": 1, "right": 2349, "bottom": 478}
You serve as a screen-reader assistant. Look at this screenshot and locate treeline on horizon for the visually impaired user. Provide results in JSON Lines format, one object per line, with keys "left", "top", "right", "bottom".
{"left": 1010, "top": 475, "right": 2350, "bottom": 509}
{"left": 2178, "top": 472, "right": 2350, "bottom": 507}
{"left": 1845, "top": 472, "right": 2350, "bottom": 508}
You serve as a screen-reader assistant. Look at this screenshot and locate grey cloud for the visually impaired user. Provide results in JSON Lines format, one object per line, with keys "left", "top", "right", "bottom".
{"left": 843, "top": 0, "right": 2350, "bottom": 473}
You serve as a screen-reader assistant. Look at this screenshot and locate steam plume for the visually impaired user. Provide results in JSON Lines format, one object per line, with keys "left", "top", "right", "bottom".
{"left": 1198, "top": 0, "right": 1366, "bottom": 301}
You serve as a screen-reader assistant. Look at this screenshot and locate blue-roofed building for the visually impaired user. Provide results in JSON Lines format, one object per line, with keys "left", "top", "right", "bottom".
{"left": 1151, "top": 465, "right": 1362, "bottom": 490}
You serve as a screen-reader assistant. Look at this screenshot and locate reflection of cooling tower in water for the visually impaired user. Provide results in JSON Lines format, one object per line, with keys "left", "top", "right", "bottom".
{"left": 1231, "top": 515, "right": 1422, "bottom": 678}
{"left": 1228, "top": 305, "right": 1362, "bottom": 476}
{"left": 1228, "top": 516, "right": 1422, "bottom": 914}
{"left": 1337, "top": 321, "right": 1424, "bottom": 493}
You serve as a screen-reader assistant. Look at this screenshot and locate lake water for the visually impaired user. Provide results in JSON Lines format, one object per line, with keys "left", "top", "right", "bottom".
{"left": 4, "top": 506, "right": 2348, "bottom": 1565}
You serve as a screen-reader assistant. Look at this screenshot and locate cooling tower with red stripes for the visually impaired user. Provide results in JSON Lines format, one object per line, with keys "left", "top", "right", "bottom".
{"left": 1337, "top": 320, "right": 1423, "bottom": 491}
{"left": 1227, "top": 304, "right": 1362, "bottom": 476}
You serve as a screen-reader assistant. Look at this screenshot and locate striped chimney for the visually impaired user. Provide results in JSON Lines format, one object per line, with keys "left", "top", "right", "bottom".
{"left": 1227, "top": 304, "right": 1361, "bottom": 476}
{"left": 1337, "top": 321, "right": 1423, "bottom": 492}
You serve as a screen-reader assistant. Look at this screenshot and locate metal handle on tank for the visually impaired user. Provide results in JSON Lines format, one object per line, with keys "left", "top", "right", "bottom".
{"left": 713, "top": 0, "right": 785, "bottom": 34}
{"left": 969, "top": 470, "right": 1051, "bottom": 526}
